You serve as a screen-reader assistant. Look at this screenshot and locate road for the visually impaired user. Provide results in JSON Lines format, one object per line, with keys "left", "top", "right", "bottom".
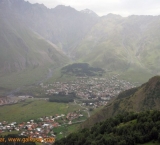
{"left": 61, "top": 120, "right": 86, "bottom": 126}
{"left": 74, "top": 99, "right": 90, "bottom": 117}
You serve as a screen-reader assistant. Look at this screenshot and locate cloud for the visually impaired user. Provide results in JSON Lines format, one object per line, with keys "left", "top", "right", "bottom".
{"left": 24, "top": 0, "right": 160, "bottom": 16}
{"left": 117, "top": 0, "right": 160, "bottom": 16}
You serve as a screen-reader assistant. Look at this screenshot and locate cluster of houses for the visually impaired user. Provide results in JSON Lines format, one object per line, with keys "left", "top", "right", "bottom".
{"left": 40, "top": 75, "right": 136, "bottom": 107}
{"left": 0, "top": 96, "right": 34, "bottom": 106}
{"left": 66, "top": 112, "right": 83, "bottom": 121}
{"left": 0, "top": 75, "right": 137, "bottom": 144}
{"left": 0, "top": 97, "right": 18, "bottom": 106}
{"left": 0, "top": 111, "right": 84, "bottom": 144}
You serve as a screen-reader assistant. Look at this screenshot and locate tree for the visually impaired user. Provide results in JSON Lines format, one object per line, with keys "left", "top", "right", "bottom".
{"left": 150, "top": 127, "right": 158, "bottom": 140}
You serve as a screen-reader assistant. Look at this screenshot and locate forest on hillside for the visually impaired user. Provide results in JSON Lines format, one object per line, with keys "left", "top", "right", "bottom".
{"left": 61, "top": 63, "right": 105, "bottom": 76}
{"left": 55, "top": 110, "right": 160, "bottom": 145}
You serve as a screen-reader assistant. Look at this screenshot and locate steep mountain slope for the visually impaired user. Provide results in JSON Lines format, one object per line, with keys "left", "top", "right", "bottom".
{"left": 0, "top": 15, "right": 68, "bottom": 74}
{"left": 1, "top": 0, "right": 160, "bottom": 88}
{"left": 73, "top": 14, "right": 160, "bottom": 75}
{"left": 81, "top": 76, "right": 160, "bottom": 128}
{"left": 0, "top": 0, "right": 99, "bottom": 55}
{"left": 0, "top": 6, "right": 69, "bottom": 90}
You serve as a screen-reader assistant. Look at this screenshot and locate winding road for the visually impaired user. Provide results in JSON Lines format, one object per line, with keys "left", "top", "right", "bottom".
{"left": 74, "top": 99, "right": 90, "bottom": 118}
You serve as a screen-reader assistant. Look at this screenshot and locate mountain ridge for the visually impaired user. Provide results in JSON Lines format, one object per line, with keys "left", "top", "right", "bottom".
{"left": 1, "top": 0, "right": 160, "bottom": 89}
{"left": 0, "top": 0, "right": 99, "bottom": 54}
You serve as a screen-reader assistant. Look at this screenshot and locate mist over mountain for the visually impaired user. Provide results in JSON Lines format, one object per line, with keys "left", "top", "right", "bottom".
{"left": 1, "top": 1, "right": 160, "bottom": 143}
{"left": 0, "top": 0, "right": 98, "bottom": 55}
{"left": 80, "top": 9, "right": 99, "bottom": 17}
{"left": 0, "top": 11, "right": 68, "bottom": 74}
{"left": 73, "top": 14, "right": 160, "bottom": 74}
{"left": 0, "top": 0, "right": 160, "bottom": 87}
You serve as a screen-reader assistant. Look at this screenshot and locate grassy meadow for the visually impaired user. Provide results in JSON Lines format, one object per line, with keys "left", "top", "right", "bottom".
{"left": 0, "top": 99, "right": 82, "bottom": 123}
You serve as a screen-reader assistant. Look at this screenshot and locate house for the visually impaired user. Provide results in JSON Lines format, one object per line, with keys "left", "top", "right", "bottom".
{"left": 68, "top": 121, "right": 72, "bottom": 124}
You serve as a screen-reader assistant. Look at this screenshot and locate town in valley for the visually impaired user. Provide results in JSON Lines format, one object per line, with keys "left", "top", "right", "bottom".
{"left": 0, "top": 75, "right": 136, "bottom": 144}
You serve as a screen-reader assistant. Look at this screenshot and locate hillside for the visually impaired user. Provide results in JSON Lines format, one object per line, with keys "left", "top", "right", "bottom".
{"left": 0, "top": 0, "right": 98, "bottom": 55}
{"left": 0, "top": 8, "right": 69, "bottom": 90}
{"left": 0, "top": 18, "right": 68, "bottom": 74}
{"left": 80, "top": 76, "right": 160, "bottom": 128}
{"left": 1, "top": 0, "right": 160, "bottom": 89}
{"left": 55, "top": 110, "right": 160, "bottom": 145}
{"left": 73, "top": 15, "right": 160, "bottom": 79}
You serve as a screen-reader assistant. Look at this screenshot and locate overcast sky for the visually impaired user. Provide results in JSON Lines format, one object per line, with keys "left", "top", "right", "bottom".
{"left": 24, "top": 0, "right": 160, "bottom": 17}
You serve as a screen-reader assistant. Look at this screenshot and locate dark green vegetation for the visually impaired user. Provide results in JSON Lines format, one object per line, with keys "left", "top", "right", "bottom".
{"left": 55, "top": 110, "right": 160, "bottom": 145}
{"left": 61, "top": 63, "right": 105, "bottom": 76}
{"left": 81, "top": 76, "right": 160, "bottom": 128}
{"left": 0, "top": 134, "right": 35, "bottom": 145}
{"left": 53, "top": 124, "right": 81, "bottom": 140}
{"left": 49, "top": 92, "right": 77, "bottom": 103}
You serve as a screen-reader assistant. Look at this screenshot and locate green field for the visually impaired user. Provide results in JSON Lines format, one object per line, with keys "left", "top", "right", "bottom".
{"left": 0, "top": 99, "right": 82, "bottom": 123}
{"left": 0, "top": 99, "right": 89, "bottom": 144}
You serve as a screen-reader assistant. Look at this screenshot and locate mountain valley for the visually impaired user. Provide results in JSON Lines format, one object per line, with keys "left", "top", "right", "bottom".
{"left": 0, "top": 0, "right": 160, "bottom": 144}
